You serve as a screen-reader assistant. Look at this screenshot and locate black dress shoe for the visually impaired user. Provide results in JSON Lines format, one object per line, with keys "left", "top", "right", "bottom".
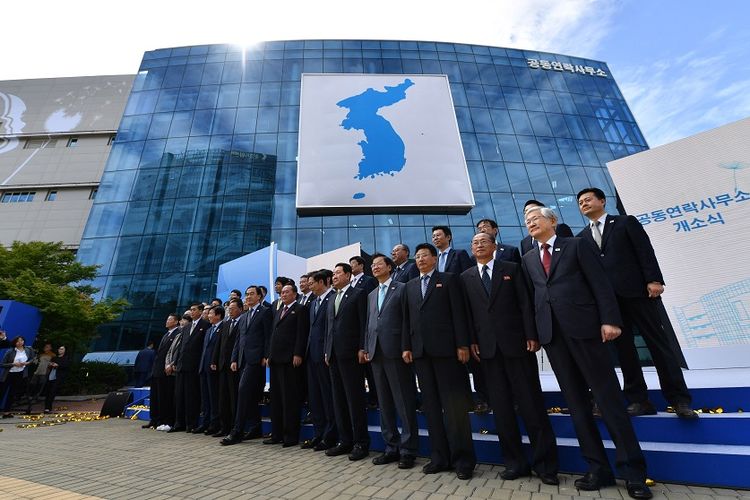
{"left": 263, "top": 437, "right": 282, "bottom": 445}
{"left": 220, "top": 434, "right": 242, "bottom": 446}
{"left": 626, "top": 481, "right": 653, "bottom": 499}
{"left": 282, "top": 441, "right": 298, "bottom": 448}
{"left": 398, "top": 455, "right": 416, "bottom": 469}
{"left": 456, "top": 470, "right": 473, "bottom": 480}
{"left": 422, "top": 461, "right": 451, "bottom": 474}
{"left": 244, "top": 428, "right": 263, "bottom": 440}
{"left": 313, "top": 441, "right": 333, "bottom": 452}
{"left": 372, "top": 452, "right": 400, "bottom": 465}
{"left": 627, "top": 401, "right": 657, "bottom": 416}
{"left": 204, "top": 427, "right": 220, "bottom": 435}
{"left": 574, "top": 471, "right": 616, "bottom": 491}
{"left": 301, "top": 438, "right": 321, "bottom": 449}
{"left": 538, "top": 473, "right": 560, "bottom": 486}
{"left": 190, "top": 426, "right": 207, "bottom": 434}
{"left": 348, "top": 444, "right": 369, "bottom": 461}
{"left": 325, "top": 443, "right": 353, "bottom": 456}
{"left": 500, "top": 468, "right": 531, "bottom": 480}
{"left": 673, "top": 402, "right": 699, "bottom": 419}
{"left": 167, "top": 426, "right": 186, "bottom": 433}
{"left": 212, "top": 430, "right": 227, "bottom": 438}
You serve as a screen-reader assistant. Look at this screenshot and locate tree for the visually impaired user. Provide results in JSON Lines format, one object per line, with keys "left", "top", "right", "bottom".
{"left": 0, "top": 241, "right": 128, "bottom": 353}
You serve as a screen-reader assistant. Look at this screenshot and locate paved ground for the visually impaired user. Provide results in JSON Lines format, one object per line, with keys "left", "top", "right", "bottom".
{"left": 0, "top": 415, "right": 748, "bottom": 500}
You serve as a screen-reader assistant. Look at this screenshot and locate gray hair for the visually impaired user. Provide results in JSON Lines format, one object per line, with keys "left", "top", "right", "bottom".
{"left": 525, "top": 206, "right": 558, "bottom": 224}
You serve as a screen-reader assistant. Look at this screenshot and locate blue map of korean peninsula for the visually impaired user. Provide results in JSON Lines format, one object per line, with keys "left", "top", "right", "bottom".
{"left": 336, "top": 79, "right": 415, "bottom": 180}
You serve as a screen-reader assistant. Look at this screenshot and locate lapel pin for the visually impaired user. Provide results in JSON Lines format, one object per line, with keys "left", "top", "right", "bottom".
{"left": 435, "top": 283, "right": 442, "bottom": 288}
{"left": 503, "top": 275, "right": 511, "bottom": 280}
{"left": 555, "top": 248, "right": 561, "bottom": 252}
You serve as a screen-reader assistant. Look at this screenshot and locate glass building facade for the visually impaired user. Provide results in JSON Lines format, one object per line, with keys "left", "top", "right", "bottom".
{"left": 77, "top": 40, "right": 648, "bottom": 351}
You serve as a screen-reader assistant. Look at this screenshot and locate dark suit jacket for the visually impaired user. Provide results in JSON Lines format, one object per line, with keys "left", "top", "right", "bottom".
{"left": 365, "top": 280, "right": 406, "bottom": 360}
{"left": 176, "top": 318, "right": 210, "bottom": 372}
{"left": 521, "top": 237, "right": 622, "bottom": 345}
{"left": 307, "top": 290, "right": 334, "bottom": 362}
{"left": 391, "top": 261, "right": 418, "bottom": 283}
{"left": 577, "top": 214, "right": 665, "bottom": 298}
{"left": 324, "top": 286, "right": 367, "bottom": 361}
{"left": 461, "top": 260, "right": 537, "bottom": 358}
{"left": 152, "top": 328, "right": 178, "bottom": 378}
{"left": 211, "top": 319, "right": 236, "bottom": 372}
{"left": 269, "top": 302, "right": 309, "bottom": 363}
{"left": 134, "top": 348, "right": 155, "bottom": 374}
{"left": 403, "top": 271, "right": 470, "bottom": 358}
{"left": 232, "top": 306, "right": 272, "bottom": 369}
{"left": 441, "top": 248, "right": 473, "bottom": 275}
{"left": 352, "top": 274, "right": 378, "bottom": 294}
{"left": 520, "top": 223, "right": 574, "bottom": 254}
{"left": 199, "top": 324, "right": 220, "bottom": 374}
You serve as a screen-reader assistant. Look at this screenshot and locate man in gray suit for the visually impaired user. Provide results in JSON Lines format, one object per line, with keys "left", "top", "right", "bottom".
{"left": 364, "top": 253, "right": 419, "bottom": 469}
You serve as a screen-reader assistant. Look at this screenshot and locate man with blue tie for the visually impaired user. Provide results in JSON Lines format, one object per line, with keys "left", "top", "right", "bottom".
{"left": 432, "top": 225, "right": 473, "bottom": 275}
{"left": 364, "top": 253, "right": 418, "bottom": 469}
{"left": 302, "top": 270, "right": 338, "bottom": 451}
{"left": 194, "top": 306, "right": 223, "bottom": 434}
{"left": 403, "top": 243, "right": 476, "bottom": 480}
{"left": 222, "top": 286, "right": 272, "bottom": 445}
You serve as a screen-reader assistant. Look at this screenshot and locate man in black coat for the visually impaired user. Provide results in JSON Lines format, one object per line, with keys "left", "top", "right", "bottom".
{"left": 212, "top": 298, "right": 242, "bottom": 436}
{"left": 403, "top": 243, "right": 476, "bottom": 481}
{"left": 577, "top": 187, "right": 695, "bottom": 419}
{"left": 432, "top": 225, "right": 473, "bottom": 274}
{"left": 324, "top": 262, "right": 370, "bottom": 461}
{"left": 170, "top": 302, "right": 210, "bottom": 433}
{"left": 222, "top": 286, "right": 272, "bottom": 445}
{"left": 519, "top": 199, "right": 574, "bottom": 254}
{"left": 194, "top": 306, "right": 222, "bottom": 434}
{"left": 265, "top": 284, "right": 309, "bottom": 447}
{"left": 521, "top": 206, "right": 651, "bottom": 500}
{"left": 461, "top": 233, "right": 558, "bottom": 484}
{"left": 364, "top": 253, "right": 418, "bottom": 469}
{"left": 142, "top": 314, "right": 179, "bottom": 429}
{"left": 390, "top": 243, "right": 418, "bottom": 283}
{"left": 302, "top": 270, "right": 338, "bottom": 451}
{"left": 349, "top": 256, "right": 378, "bottom": 294}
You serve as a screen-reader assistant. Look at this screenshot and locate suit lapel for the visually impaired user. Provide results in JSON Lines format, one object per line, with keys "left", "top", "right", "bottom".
{"left": 488, "top": 260, "right": 504, "bottom": 305}
{"left": 547, "top": 238, "right": 569, "bottom": 279}
{"left": 600, "top": 214, "right": 615, "bottom": 249}
{"left": 444, "top": 249, "right": 454, "bottom": 271}
{"left": 420, "top": 272, "right": 439, "bottom": 308}
{"left": 378, "top": 282, "right": 398, "bottom": 316}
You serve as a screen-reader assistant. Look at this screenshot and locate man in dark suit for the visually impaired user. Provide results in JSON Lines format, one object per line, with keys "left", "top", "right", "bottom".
{"left": 222, "top": 286, "right": 272, "bottom": 445}
{"left": 302, "top": 270, "right": 338, "bottom": 451}
{"left": 390, "top": 243, "right": 418, "bottom": 283}
{"left": 432, "top": 225, "right": 473, "bottom": 275}
{"left": 349, "top": 256, "right": 378, "bottom": 294}
{"left": 324, "top": 262, "right": 370, "bottom": 461}
{"left": 194, "top": 305, "right": 222, "bottom": 434}
{"left": 364, "top": 253, "right": 419, "bottom": 469}
{"left": 577, "top": 188, "right": 695, "bottom": 418}
{"left": 403, "top": 243, "right": 476, "bottom": 480}
{"left": 133, "top": 342, "right": 156, "bottom": 388}
{"left": 170, "top": 302, "right": 209, "bottom": 433}
{"left": 521, "top": 206, "right": 651, "bottom": 500}
{"left": 462, "top": 233, "right": 559, "bottom": 484}
{"left": 520, "top": 199, "right": 574, "bottom": 254}
{"left": 142, "top": 314, "right": 179, "bottom": 430}
{"left": 476, "top": 219, "right": 522, "bottom": 264}
{"left": 211, "top": 298, "right": 242, "bottom": 437}
{"left": 264, "top": 284, "right": 309, "bottom": 447}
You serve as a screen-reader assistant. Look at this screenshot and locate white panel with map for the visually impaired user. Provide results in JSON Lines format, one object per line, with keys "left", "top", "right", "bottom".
{"left": 296, "top": 73, "right": 474, "bottom": 214}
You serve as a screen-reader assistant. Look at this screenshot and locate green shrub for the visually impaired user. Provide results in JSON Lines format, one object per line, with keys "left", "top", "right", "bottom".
{"left": 59, "top": 361, "right": 128, "bottom": 395}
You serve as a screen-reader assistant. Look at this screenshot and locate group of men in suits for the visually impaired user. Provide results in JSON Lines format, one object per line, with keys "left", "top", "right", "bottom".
{"left": 139, "top": 188, "right": 697, "bottom": 498}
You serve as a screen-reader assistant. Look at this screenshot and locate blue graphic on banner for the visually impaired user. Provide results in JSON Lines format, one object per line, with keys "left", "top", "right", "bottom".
{"left": 635, "top": 190, "right": 750, "bottom": 232}
{"left": 336, "top": 79, "right": 415, "bottom": 199}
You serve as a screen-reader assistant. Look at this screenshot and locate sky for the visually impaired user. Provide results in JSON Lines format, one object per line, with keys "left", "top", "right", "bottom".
{"left": 2, "top": 0, "right": 748, "bottom": 147}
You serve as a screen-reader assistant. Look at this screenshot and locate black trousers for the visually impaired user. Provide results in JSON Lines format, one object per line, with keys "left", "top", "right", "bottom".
{"left": 328, "top": 354, "right": 369, "bottom": 447}
{"left": 481, "top": 354, "right": 558, "bottom": 475}
{"left": 269, "top": 360, "right": 302, "bottom": 444}
{"left": 544, "top": 320, "right": 646, "bottom": 482}
{"left": 307, "top": 359, "right": 337, "bottom": 444}
{"left": 1, "top": 372, "right": 28, "bottom": 411}
{"left": 44, "top": 378, "right": 62, "bottom": 412}
{"left": 217, "top": 368, "right": 239, "bottom": 434}
{"left": 151, "top": 375, "right": 175, "bottom": 426}
{"left": 174, "top": 371, "right": 201, "bottom": 430}
{"left": 199, "top": 370, "right": 220, "bottom": 430}
{"left": 615, "top": 296, "right": 691, "bottom": 406}
{"left": 414, "top": 356, "right": 476, "bottom": 474}
{"left": 233, "top": 363, "right": 264, "bottom": 435}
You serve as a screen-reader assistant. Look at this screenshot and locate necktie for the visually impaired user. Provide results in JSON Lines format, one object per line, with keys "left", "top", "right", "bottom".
{"left": 334, "top": 289, "right": 344, "bottom": 315}
{"left": 438, "top": 252, "right": 447, "bottom": 272}
{"left": 377, "top": 284, "right": 387, "bottom": 311}
{"left": 231, "top": 318, "right": 237, "bottom": 330}
{"left": 421, "top": 275, "right": 430, "bottom": 298}
{"left": 280, "top": 306, "right": 289, "bottom": 319}
{"left": 314, "top": 297, "right": 321, "bottom": 316}
{"left": 591, "top": 220, "right": 603, "bottom": 248}
{"left": 542, "top": 243, "right": 552, "bottom": 276}
{"left": 481, "top": 264, "right": 492, "bottom": 296}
